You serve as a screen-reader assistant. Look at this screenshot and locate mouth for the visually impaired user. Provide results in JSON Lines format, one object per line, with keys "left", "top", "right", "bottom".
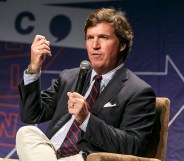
{"left": 91, "top": 53, "right": 102, "bottom": 58}
{"left": 92, "top": 52, "right": 101, "bottom": 55}
{"left": 91, "top": 51, "right": 102, "bottom": 56}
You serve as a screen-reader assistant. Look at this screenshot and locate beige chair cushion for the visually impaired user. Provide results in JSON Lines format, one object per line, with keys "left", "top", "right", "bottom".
{"left": 87, "top": 152, "right": 160, "bottom": 161}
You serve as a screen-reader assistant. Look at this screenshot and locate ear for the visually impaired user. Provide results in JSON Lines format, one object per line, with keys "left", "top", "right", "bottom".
{"left": 120, "top": 44, "right": 126, "bottom": 52}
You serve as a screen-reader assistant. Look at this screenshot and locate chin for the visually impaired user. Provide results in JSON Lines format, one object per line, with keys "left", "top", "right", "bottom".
{"left": 91, "top": 63, "right": 101, "bottom": 69}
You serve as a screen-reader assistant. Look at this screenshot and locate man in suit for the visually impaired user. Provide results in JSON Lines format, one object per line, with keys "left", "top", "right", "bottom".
{"left": 16, "top": 7, "right": 156, "bottom": 161}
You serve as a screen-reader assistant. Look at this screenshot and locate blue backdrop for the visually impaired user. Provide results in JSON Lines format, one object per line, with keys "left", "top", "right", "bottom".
{"left": 0, "top": 0, "right": 184, "bottom": 160}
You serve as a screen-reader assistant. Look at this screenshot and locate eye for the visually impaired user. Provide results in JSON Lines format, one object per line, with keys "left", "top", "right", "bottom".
{"left": 99, "top": 35, "right": 109, "bottom": 40}
{"left": 86, "top": 35, "right": 93, "bottom": 40}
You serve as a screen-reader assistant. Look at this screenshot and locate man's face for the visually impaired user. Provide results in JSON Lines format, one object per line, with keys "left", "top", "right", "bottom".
{"left": 86, "top": 22, "right": 126, "bottom": 74}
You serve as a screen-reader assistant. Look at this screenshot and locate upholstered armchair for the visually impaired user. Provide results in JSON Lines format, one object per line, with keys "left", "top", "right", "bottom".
{"left": 86, "top": 97, "right": 170, "bottom": 161}
{"left": 0, "top": 97, "right": 170, "bottom": 161}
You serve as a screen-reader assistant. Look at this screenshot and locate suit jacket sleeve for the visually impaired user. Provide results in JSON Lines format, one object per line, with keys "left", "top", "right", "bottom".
{"left": 18, "top": 78, "right": 59, "bottom": 124}
{"left": 18, "top": 68, "right": 79, "bottom": 124}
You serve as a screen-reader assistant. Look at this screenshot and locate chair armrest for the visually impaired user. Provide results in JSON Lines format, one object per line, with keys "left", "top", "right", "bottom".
{"left": 87, "top": 153, "right": 161, "bottom": 161}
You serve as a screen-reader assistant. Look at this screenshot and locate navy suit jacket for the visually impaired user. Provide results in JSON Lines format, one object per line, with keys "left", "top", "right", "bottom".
{"left": 18, "top": 66, "right": 156, "bottom": 156}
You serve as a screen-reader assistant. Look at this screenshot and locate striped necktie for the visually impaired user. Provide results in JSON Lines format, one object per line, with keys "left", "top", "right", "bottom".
{"left": 56, "top": 75, "right": 102, "bottom": 158}
{"left": 86, "top": 75, "right": 102, "bottom": 110}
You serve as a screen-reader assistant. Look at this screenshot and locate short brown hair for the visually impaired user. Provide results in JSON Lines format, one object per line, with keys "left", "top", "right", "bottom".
{"left": 84, "top": 8, "right": 133, "bottom": 60}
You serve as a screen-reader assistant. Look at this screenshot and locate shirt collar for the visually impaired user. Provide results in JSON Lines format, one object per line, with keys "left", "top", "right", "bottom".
{"left": 90, "top": 63, "right": 124, "bottom": 86}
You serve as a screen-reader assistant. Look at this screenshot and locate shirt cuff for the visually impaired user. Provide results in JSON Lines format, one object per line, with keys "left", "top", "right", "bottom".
{"left": 24, "top": 69, "right": 40, "bottom": 85}
{"left": 79, "top": 113, "right": 90, "bottom": 132}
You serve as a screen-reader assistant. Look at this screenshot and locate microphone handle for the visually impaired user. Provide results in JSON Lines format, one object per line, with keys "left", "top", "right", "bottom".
{"left": 75, "top": 70, "right": 88, "bottom": 94}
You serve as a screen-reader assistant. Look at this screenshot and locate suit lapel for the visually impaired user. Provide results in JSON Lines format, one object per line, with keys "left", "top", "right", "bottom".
{"left": 91, "top": 66, "right": 128, "bottom": 115}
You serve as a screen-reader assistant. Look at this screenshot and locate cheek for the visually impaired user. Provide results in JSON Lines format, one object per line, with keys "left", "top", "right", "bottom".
{"left": 86, "top": 41, "right": 91, "bottom": 49}
{"left": 104, "top": 47, "right": 118, "bottom": 60}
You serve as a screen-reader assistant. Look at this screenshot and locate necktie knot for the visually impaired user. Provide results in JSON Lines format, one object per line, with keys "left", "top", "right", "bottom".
{"left": 93, "top": 75, "right": 102, "bottom": 82}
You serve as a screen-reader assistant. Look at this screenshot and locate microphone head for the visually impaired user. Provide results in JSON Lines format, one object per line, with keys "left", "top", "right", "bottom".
{"left": 75, "top": 60, "right": 91, "bottom": 94}
{"left": 80, "top": 60, "right": 91, "bottom": 70}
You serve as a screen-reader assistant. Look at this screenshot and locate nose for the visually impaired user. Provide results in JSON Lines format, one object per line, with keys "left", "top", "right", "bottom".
{"left": 92, "top": 38, "right": 100, "bottom": 49}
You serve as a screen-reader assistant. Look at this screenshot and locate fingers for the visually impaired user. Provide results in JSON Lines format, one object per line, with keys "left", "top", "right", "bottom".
{"left": 36, "top": 42, "right": 51, "bottom": 56}
{"left": 30, "top": 35, "right": 51, "bottom": 70}
{"left": 67, "top": 92, "right": 89, "bottom": 124}
{"left": 33, "top": 35, "right": 48, "bottom": 45}
{"left": 33, "top": 35, "right": 45, "bottom": 42}
{"left": 67, "top": 92, "right": 88, "bottom": 113}
{"left": 32, "top": 35, "right": 51, "bottom": 57}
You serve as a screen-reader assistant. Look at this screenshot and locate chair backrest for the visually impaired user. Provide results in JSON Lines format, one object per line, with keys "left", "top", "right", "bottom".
{"left": 145, "top": 97, "right": 170, "bottom": 161}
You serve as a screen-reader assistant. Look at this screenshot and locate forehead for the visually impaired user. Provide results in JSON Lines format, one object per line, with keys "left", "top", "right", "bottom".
{"left": 86, "top": 22, "right": 115, "bottom": 35}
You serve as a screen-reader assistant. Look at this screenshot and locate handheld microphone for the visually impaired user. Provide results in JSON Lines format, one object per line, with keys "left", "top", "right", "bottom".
{"left": 75, "top": 60, "right": 91, "bottom": 94}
